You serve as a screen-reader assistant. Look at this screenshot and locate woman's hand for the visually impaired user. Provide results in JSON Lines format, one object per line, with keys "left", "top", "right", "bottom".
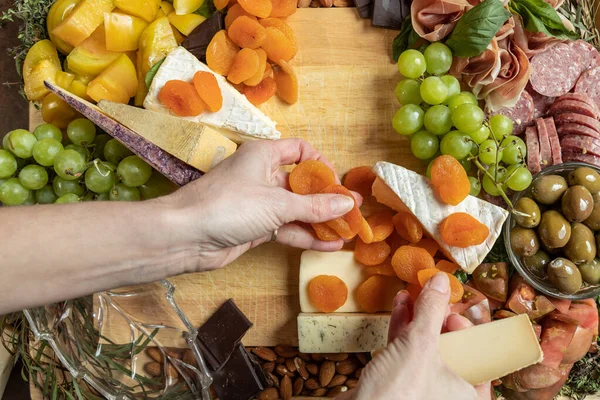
{"left": 342, "top": 273, "right": 492, "bottom": 400}
{"left": 166, "top": 138, "right": 358, "bottom": 271}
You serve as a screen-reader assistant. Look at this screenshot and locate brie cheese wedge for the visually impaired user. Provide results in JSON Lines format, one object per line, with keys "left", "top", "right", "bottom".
{"left": 372, "top": 161, "right": 509, "bottom": 273}
{"left": 144, "top": 47, "right": 281, "bottom": 143}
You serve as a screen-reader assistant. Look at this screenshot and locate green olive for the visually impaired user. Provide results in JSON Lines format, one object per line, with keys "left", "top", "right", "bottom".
{"left": 579, "top": 258, "right": 600, "bottom": 285}
{"left": 538, "top": 210, "right": 572, "bottom": 249}
{"left": 584, "top": 193, "right": 600, "bottom": 230}
{"left": 522, "top": 250, "right": 551, "bottom": 279}
{"left": 568, "top": 166, "right": 600, "bottom": 194}
{"left": 531, "top": 175, "right": 568, "bottom": 205}
{"left": 564, "top": 222, "right": 596, "bottom": 264}
{"left": 561, "top": 185, "right": 594, "bottom": 222}
{"left": 547, "top": 257, "right": 583, "bottom": 294}
{"left": 514, "top": 197, "right": 541, "bottom": 228}
{"left": 510, "top": 226, "right": 539, "bottom": 257}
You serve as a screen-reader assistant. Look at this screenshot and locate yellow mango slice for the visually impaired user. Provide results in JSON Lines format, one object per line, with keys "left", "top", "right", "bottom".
{"left": 69, "top": 79, "right": 93, "bottom": 101}
{"left": 66, "top": 25, "right": 121, "bottom": 77}
{"left": 47, "top": 0, "right": 82, "bottom": 55}
{"left": 51, "top": 0, "right": 115, "bottom": 48}
{"left": 104, "top": 12, "right": 149, "bottom": 51}
{"left": 173, "top": 0, "right": 204, "bottom": 15}
{"left": 114, "top": 0, "right": 161, "bottom": 22}
{"left": 55, "top": 71, "right": 75, "bottom": 90}
{"left": 23, "top": 40, "right": 62, "bottom": 101}
{"left": 139, "top": 17, "right": 178, "bottom": 76}
{"left": 87, "top": 54, "right": 138, "bottom": 103}
{"left": 168, "top": 12, "right": 205, "bottom": 35}
{"left": 160, "top": 1, "right": 175, "bottom": 14}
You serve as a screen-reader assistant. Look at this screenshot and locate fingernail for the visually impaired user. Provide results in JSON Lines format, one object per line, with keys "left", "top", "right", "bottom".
{"left": 330, "top": 195, "right": 354, "bottom": 215}
{"left": 393, "top": 290, "right": 410, "bottom": 307}
{"left": 426, "top": 272, "right": 449, "bottom": 294}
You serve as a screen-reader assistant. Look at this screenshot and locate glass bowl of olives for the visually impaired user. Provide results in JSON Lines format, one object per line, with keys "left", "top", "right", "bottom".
{"left": 504, "top": 162, "right": 600, "bottom": 299}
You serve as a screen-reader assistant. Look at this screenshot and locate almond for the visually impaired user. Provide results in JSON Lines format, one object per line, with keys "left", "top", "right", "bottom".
{"left": 252, "top": 347, "right": 277, "bottom": 362}
{"left": 275, "top": 345, "right": 299, "bottom": 358}
{"left": 332, "top": 0, "right": 353, "bottom": 5}
{"left": 346, "top": 378, "right": 359, "bottom": 388}
{"left": 305, "top": 377, "right": 321, "bottom": 390}
{"left": 164, "top": 347, "right": 184, "bottom": 359}
{"left": 276, "top": 364, "right": 294, "bottom": 377}
{"left": 323, "top": 353, "right": 348, "bottom": 362}
{"left": 295, "top": 358, "right": 309, "bottom": 380}
{"left": 143, "top": 361, "right": 161, "bottom": 377}
{"left": 354, "top": 367, "right": 364, "bottom": 379}
{"left": 298, "top": 352, "right": 312, "bottom": 361}
{"left": 319, "top": 361, "right": 336, "bottom": 387}
{"left": 327, "top": 386, "right": 348, "bottom": 396}
{"left": 262, "top": 361, "right": 275, "bottom": 374}
{"left": 311, "top": 388, "right": 328, "bottom": 396}
{"left": 319, "top": 0, "right": 333, "bottom": 6}
{"left": 183, "top": 350, "right": 197, "bottom": 367}
{"left": 276, "top": 356, "right": 285, "bottom": 364}
{"left": 293, "top": 376, "right": 304, "bottom": 395}
{"left": 311, "top": 353, "right": 325, "bottom": 361}
{"left": 327, "top": 374, "right": 348, "bottom": 388}
{"left": 258, "top": 388, "right": 279, "bottom": 400}
{"left": 267, "top": 372, "right": 280, "bottom": 388}
{"left": 336, "top": 358, "right": 361, "bottom": 375}
{"left": 306, "top": 363, "right": 319, "bottom": 375}
{"left": 298, "top": 0, "right": 311, "bottom": 6}
{"left": 146, "top": 347, "right": 162, "bottom": 363}
{"left": 356, "top": 352, "right": 370, "bottom": 365}
{"left": 166, "top": 363, "right": 179, "bottom": 380}
{"left": 280, "top": 375, "right": 293, "bottom": 400}
{"left": 285, "top": 358, "right": 297, "bottom": 373}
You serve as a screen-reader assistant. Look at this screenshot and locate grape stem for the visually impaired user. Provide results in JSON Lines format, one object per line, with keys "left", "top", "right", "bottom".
{"left": 92, "top": 159, "right": 114, "bottom": 177}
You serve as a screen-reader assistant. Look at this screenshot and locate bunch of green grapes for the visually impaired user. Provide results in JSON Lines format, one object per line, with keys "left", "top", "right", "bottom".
{"left": 0, "top": 119, "right": 177, "bottom": 206}
{"left": 393, "top": 43, "right": 533, "bottom": 198}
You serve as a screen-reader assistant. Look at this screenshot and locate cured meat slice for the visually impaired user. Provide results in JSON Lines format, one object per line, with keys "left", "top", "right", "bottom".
{"left": 571, "top": 40, "right": 600, "bottom": 70}
{"left": 574, "top": 66, "right": 600, "bottom": 113}
{"left": 556, "top": 123, "right": 600, "bottom": 141}
{"left": 548, "top": 99, "right": 599, "bottom": 119}
{"left": 562, "top": 151, "right": 600, "bottom": 167}
{"left": 556, "top": 92, "right": 599, "bottom": 112}
{"left": 536, "top": 118, "right": 552, "bottom": 168}
{"left": 560, "top": 135, "right": 600, "bottom": 157}
{"left": 529, "top": 43, "right": 584, "bottom": 97}
{"left": 525, "top": 125, "right": 541, "bottom": 174}
{"left": 544, "top": 117, "right": 562, "bottom": 165}
{"left": 526, "top": 84, "right": 555, "bottom": 119}
{"left": 488, "top": 90, "right": 535, "bottom": 135}
{"left": 554, "top": 112, "right": 600, "bottom": 133}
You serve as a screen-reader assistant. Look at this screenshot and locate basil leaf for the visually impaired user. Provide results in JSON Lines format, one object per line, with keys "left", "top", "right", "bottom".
{"left": 509, "top": 0, "right": 579, "bottom": 40}
{"left": 145, "top": 59, "right": 165, "bottom": 89}
{"left": 195, "top": 0, "right": 216, "bottom": 18}
{"left": 445, "top": 0, "right": 511, "bottom": 57}
{"left": 392, "top": 17, "right": 420, "bottom": 62}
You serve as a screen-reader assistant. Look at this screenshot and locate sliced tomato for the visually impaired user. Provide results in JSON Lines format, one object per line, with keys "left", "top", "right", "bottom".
{"left": 566, "top": 299, "right": 599, "bottom": 336}
{"left": 502, "top": 363, "right": 568, "bottom": 392}
{"left": 472, "top": 262, "right": 509, "bottom": 302}
{"left": 540, "top": 317, "right": 578, "bottom": 368}
{"left": 506, "top": 276, "right": 555, "bottom": 320}
{"left": 501, "top": 364, "right": 572, "bottom": 400}
{"left": 563, "top": 326, "right": 595, "bottom": 364}
{"left": 548, "top": 297, "right": 571, "bottom": 315}
{"left": 450, "top": 284, "right": 491, "bottom": 325}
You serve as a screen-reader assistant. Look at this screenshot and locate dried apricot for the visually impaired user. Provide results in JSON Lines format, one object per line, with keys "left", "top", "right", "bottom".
{"left": 225, "top": 4, "right": 256, "bottom": 30}
{"left": 262, "top": 27, "right": 295, "bottom": 62}
{"left": 366, "top": 211, "right": 395, "bottom": 242}
{"left": 343, "top": 166, "right": 376, "bottom": 198}
{"left": 393, "top": 211, "right": 423, "bottom": 244}
{"left": 408, "top": 238, "right": 439, "bottom": 257}
{"left": 192, "top": 71, "right": 223, "bottom": 112}
{"left": 430, "top": 155, "right": 470, "bottom": 206}
{"left": 406, "top": 283, "right": 423, "bottom": 301}
{"left": 214, "top": 0, "right": 229, "bottom": 9}
{"left": 435, "top": 260, "right": 459, "bottom": 274}
{"left": 206, "top": 30, "right": 240, "bottom": 76}
{"left": 228, "top": 16, "right": 267, "bottom": 49}
{"left": 307, "top": 275, "right": 348, "bottom": 313}
{"left": 387, "top": 231, "right": 410, "bottom": 254}
{"left": 312, "top": 222, "right": 340, "bottom": 241}
{"left": 357, "top": 218, "right": 374, "bottom": 244}
{"left": 354, "top": 238, "right": 391, "bottom": 266}
{"left": 259, "top": 18, "right": 297, "bottom": 57}
{"left": 263, "top": 63, "right": 273, "bottom": 79}
{"left": 364, "top": 258, "right": 397, "bottom": 277}
{"left": 416, "top": 268, "right": 464, "bottom": 304}
{"left": 238, "top": 0, "right": 272, "bottom": 18}
{"left": 289, "top": 160, "right": 336, "bottom": 195}
{"left": 244, "top": 49, "right": 267, "bottom": 86}
{"left": 356, "top": 275, "right": 402, "bottom": 313}
{"left": 158, "top": 80, "right": 206, "bottom": 117}
{"left": 273, "top": 59, "right": 298, "bottom": 104}
{"left": 227, "top": 48, "right": 260, "bottom": 84}
{"left": 391, "top": 245, "right": 435, "bottom": 284}
{"left": 244, "top": 77, "right": 277, "bottom": 105}
{"left": 269, "top": 0, "right": 297, "bottom": 17}
{"left": 321, "top": 185, "right": 363, "bottom": 240}
{"left": 440, "top": 213, "right": 489, "bottom": 248}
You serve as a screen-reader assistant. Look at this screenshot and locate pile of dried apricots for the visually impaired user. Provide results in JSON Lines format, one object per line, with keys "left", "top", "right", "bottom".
{"left": 159, "top": 71, "right": 224, "bottom": 116}
{"left": 290, "top": 155, "right": 492, "bottom": 311}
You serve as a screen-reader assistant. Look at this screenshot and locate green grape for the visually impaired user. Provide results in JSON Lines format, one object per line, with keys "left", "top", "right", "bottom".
{"left": 420, "top": 76, "right": 448, "bottom": 105}
{"left": 478, "top": 139, "right": 503, "bottom": 165}
{"left": 2, "top": 132, "right": 11, "bottom": 151}
{"left": 6, "top": 129, "right": 37, "bottom": 159}
{"left": 82, "top": 192, "right": 96, "bottom": 202}
{"left": 90, "top": 134, "right": 111, "bottom": 160}
{"left": 104, "top": 139, "right": 133, "bottom": 165}
{"left": 139, "top": 171, "right": 178, "bottom": 200}
{"left": 489, "top": 114, "right": 514, "bottom": 140}
{"left": 468, "top": 125, "right": 491, "bottom": 145}
{"left": 468, "top": 176, "right": 481, "bottom": 196}
{"left": 398, "top": 49, "right": 427, "bottom": 79}
{"left": 21, "top": 190, "right": 37, "bottom": 206}
{"left": 392, "top": 104, "right": 424, "bottom": 136}
{"left": 53, "top": 176, "right": 86, "bottom": 197}
{"left": 55, "top": 193, "right": 81, "bottom": 204}
{"left": 459, "top": 157, "right": 472, "bottom": 173}
{"left": 424, "top": 105, "right": 453, "bottom": 135}
{"left": 54, "top": 149, "right": 87, "bottom": 181}
{"left": 482, "top": 165, "right": 507, "bottom": 196}
{"left": 440, "top": 131, "right": 471, "bottom": 159}
{"left": 0, "top": 150, "right": 17, "bottom": 179}
{"left": 117, "top": 156, "right": 152, "bottom": 187}
{"left": 33, "top": 123, "right": 63, "bottom": 142}
{"left": 32, "top": 138, "right": 64, "bottom": 167}
{"left": 452, "top": 103, "right": 485, "bottom": 133}
{"left": 85, "top": 161, "right": 116, "bottom": 193}
{"left": 96, "top": 192, "right": 110, "bottom": 201}
{"left": 411, "top": 131, "right": 439, "bottom": 160}
{"left": 394, "top": 79, "right": 423, "bottom": 105}
{"left": 506, "top": 164, "right": 533, "bottom": 191}
{"left": 426, "top": 159, "right": 435, "bottom": 179}
{"left": 501, "top": 135, "right": 527, "bottom": 165}
{"left": 18, "top": 165, "right": 48, "bottom": 190}
{"left": 109, "top": 183, "right": 141, "bottom": 201}
{"left": 446, "top": 92, "right": 478, "bottom": 111}
{"left": 36, "top": 184, "right": 58, "bottom": 204}
{"left": 65, "top": 144, "right": 89, "bottom": 161}
{"left": 424, "top": 43, "right": 453, "bottom": 75}
{"left": 441, "top": 75, "right": 460, "bottom": 102}
{"left": 67, "top": 118, "right": 96, "bottom": 145}
{"left": 0, "top": 178, "right": 30, "bottom": 206}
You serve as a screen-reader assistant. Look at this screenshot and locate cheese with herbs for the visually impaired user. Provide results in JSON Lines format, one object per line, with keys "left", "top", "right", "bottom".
{"left": 144, "top": 47, "right": 280, "bottom": 143}
{"left": 372, "top": 161, "right": 509, "bottom": 273}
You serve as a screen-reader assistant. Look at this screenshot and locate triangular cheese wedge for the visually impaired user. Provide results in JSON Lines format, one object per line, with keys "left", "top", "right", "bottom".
{"left": 372, "top": 161, "right": 509, "bottom": 273}
{"left": 144, "top": 47, "right": 280, "bottom": 143}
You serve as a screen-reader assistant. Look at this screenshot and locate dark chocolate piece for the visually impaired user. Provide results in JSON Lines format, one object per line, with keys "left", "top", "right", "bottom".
{"left": 354, "top": 0, "right": 374, "bottom": 18}
{"left": 211, "top": 344, "right": 268, "bottom": 400}
{"left": 197, "top": 299, "right": 252, "bottom": 371}
{"left": 182, "top": 11, "right": 225, "bottom": 63}
{"left": 372, "top": 0, "right": 403, "bottom": 29}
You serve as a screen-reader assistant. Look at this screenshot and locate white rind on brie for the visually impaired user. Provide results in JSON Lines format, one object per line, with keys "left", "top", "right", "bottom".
{"left": 144, "top": 47, "right": 281, "bottom": 142}
{"left": 372, "top": 161, "right": 509, "bottom": 273}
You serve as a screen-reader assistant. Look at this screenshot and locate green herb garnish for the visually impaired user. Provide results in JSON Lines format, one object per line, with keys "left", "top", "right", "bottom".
{"left": 392, "top": 17, "right": 421, "bottom": 62}
{"left": 195, "top": 0, "right": 217, "bottom": 18}
{"left": 145, "top": 58, "right": 165, "bottom": 89}
{"left": 510, "top": 0, "right": 579, "bottom": 40}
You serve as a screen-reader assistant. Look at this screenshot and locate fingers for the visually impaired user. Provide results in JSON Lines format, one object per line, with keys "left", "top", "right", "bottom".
{"left": 475, "top": 382, "right": 492, "bottom": 400}
{"left": 387, "top": 291, "right": 413, "bottom": 343}
{"left": 271, "top": 139, "right": 340, "bottom": 182}
{"left": 285, "top": 192, "right": 355, "bottom": 224}
{"left": 445, "top": 313, "right": 473, "bottom": 332}
{"left": 411, "top": 273, "right": 451, "bottom": 340}
{"left": 276, "top": 223, "right": 344, "bottom": 251}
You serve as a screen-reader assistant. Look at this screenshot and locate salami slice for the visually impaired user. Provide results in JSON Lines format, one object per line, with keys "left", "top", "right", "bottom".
{"left": 554, "top": 113, "right": 600, "bottom": 133}
{"left": 560, "top": 135, "right": 600, "bottom": 157}
{"left": 537, "top": 118, "right": 552, "bottom": 168}
{"left": 562, "top": 151, "right": 600, "bottom": 167}
{"left": 556, "top": 93, "right": 599, "bottom": 112}
{"left": 489, "top": 91, "right": 535, "bottom": 135}
{"left": 574, "top": 66, "right": 600, "bottom": 113}
{"left": 544, "top": 117, "right": 563, "bottom": 165}
{"left": 526, "top": 125, "right": 541, "bottom": 174}
{"left": 557, "top": 123, "right": 600, "bottom": 141}
{"left": 548, "top": 100, "right": 599, "bottom": 119}
{"left": 530, "top": 43, "right": 585, "bottom": 97}
{"left": 526, "top": 84, "right": 555, "bottom": 119}
{"left": 571, "top": 40, "right": 600, "bottom": 70}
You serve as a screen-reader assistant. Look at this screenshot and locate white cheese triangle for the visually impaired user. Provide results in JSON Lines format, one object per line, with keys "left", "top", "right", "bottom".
{"left": 144, "top": 47, "right": 281, "bottom": 143}
{"left": 372, "top": 161, "right": 509, "bottom": 273}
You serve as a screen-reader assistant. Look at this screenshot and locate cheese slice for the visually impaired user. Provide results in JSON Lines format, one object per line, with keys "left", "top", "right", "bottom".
{"left": 299, "top": 250, "right": 404, "bottom": 313}
{"left": 372, "top": 161, "right": 509, "bottom": 273}
{"left": 144, "top": 47, "right": 281, "bottom": 143}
